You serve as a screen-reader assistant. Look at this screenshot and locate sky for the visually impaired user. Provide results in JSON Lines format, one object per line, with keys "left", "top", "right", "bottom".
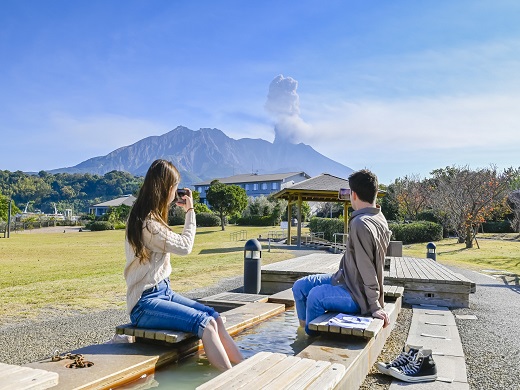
{"left": 1, "top": 0, "right": 520, "bottom": 184}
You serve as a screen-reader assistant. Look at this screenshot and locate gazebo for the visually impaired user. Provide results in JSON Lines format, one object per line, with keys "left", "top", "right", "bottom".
{"left": 272, "top": 173, "right": 385, "bottom": 247}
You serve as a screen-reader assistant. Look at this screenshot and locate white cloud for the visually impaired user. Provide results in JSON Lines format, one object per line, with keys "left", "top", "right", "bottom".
{"left": 304, "top": 93, "right": 520, "bottom": 154}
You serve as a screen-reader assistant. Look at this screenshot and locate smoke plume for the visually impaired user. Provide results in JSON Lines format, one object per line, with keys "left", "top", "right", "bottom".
{"left": 265, "top": 75, "right": 311, "bottom": 143}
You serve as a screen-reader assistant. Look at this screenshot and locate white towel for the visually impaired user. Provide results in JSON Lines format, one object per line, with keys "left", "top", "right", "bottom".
{"left": 328, "top": 313, "right": 373, "bottom": 330}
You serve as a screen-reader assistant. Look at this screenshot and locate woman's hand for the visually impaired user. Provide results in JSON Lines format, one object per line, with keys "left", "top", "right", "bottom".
{"left": 176, "top": 188, "right": 194, "bottom": 211}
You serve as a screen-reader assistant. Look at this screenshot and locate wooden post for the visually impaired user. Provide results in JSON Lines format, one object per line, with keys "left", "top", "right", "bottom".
{"left": 343, "top": 201, "right": 349, "bottom": 244}
{"left": 7, "top": 199, "right": 11, "bottom": 238}
{"left": 287, "top": 196, "right": 292, "bottom": 245}
{"left": 297, "top": 194, "right": 302, "bottom": 248}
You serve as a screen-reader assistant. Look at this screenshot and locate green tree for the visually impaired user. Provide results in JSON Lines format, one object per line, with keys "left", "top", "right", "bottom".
{"left": 206, "top": 181, "right": 247, "bottom": 230}
{"left": 0, "top": 192, "right": 20, "bottom": 222}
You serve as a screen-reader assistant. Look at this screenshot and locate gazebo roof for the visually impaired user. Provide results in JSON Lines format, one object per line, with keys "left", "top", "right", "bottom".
{"left": 272, "top": 173, "right": 385, "bottom": 203}
{"left": 273, "top": 173, "right": 350, "bottom": 202}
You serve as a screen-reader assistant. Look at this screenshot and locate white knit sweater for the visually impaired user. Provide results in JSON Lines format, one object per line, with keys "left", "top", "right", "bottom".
{"left": 124, "top": 210, "right": 196, "bottom": 314}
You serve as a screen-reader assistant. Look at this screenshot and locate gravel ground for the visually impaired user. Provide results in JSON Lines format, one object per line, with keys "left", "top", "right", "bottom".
{"left": 2, "top": 253, "right": 518, "bottom": 390}
{"left": 450, "top": 266, "right": 520, "bottom": 390}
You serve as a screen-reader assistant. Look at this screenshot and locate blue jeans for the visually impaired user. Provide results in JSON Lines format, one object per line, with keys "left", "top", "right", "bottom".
{"left": 130, "top": 278, "right": 219, "bottom": 338}
{"left": 292, "top": 274, "right": 360, "bottom": 335}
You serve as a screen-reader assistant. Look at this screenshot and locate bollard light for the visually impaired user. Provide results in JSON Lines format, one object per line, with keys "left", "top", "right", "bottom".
{"left": 426, "top": 242, "right": 437, "bottom": 261}
{"left": 244, "top": 239, "right": 262, "bottom": 294}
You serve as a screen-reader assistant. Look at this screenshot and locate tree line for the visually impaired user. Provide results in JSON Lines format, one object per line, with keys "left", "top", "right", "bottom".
{"left": 0, "top": 170, "right": 143, "bottom": 219}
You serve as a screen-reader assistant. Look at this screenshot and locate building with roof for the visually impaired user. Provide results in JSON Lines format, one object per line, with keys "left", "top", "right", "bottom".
{"left": 194, "top": 172, "right": 310, "bottom": 204}
{"left": 89, "top": 194, "right": 136, "bottom": 217}
{"left": 273, "top": 173, "right": 385, "bottom": 247}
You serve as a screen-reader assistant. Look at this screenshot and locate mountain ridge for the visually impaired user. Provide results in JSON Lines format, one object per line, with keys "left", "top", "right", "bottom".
{"left": 50, "top": 126, "right": 353, "bottom": 186}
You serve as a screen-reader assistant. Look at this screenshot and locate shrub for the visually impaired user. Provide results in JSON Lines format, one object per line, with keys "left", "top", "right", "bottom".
{"left": 196, "top": 212, "right": 221, "bottom": 227}
{"left": 168, "top": 207, "right": 186, "bottom": 226}
{"left": 236, "top": 215, "right": 276, "bottom": 226}
{"left": 113, "top": 222, "right": 126, "bottom": 230}
{"left": 481, "top": 221, "right": 514, "bottom": 233}
{"left": 88, "top": 221, "right": 114, "bottom": 231}
{"left": 308, "top": 217, "right": 345, "bottom": 241}
{"left": 389, "top": 221, "right": 443, "bottom": 244}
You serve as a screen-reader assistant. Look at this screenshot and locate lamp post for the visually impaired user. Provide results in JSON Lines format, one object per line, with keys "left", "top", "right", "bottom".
{"left": 426, "top": 242, "right": 436, "bottom": 261}
{"left": 244, "top": 239, "right": 262, "bottom": 294}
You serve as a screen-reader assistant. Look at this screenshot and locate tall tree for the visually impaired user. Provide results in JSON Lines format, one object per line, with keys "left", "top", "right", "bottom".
{"left": 392, "top": 174, "right": 429, "bottom": 221}
{"left": 206, "top": 181, "right": 247, "bottom": 230}
{"left": 428, "top": 166, "right": 512, "bottom": 248}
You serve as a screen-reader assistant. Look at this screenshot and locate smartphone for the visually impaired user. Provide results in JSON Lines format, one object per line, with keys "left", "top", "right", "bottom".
{"left": 176, "top": 188, "right": 187, "bottom": 203}
{"left": 338, "top": 188, "right": 351, "bottom": 201}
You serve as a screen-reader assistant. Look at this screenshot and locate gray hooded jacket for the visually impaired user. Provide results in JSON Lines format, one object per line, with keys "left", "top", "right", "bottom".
{"left": 331, "top": 206, "right": 392, "bottom": 316}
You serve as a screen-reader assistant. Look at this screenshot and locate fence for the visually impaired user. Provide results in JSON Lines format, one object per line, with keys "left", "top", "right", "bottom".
{"left": 230, "top": 230, "right": 247, "bottom": 241}
{"left": 268, "top": 230, "right": 286, "bottom": 241}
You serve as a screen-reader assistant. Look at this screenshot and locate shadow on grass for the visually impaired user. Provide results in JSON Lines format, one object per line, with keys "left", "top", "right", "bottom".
{"left": 198, "top": 247, "right": 243, "bottom": 254}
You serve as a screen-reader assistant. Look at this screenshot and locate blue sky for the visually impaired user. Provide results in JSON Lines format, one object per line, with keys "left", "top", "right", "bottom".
{"left": 1, "top": 0, "right": 520, "bottom": 184}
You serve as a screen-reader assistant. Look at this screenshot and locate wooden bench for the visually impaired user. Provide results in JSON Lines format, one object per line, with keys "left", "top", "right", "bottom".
{"left": 308, "top": 295, "right": 401, "bottom": 339}
{"left": 115, "top": 324, "right": 195, "bottom": 344}
{"left": 196, "top": 351, "right": 346, "bottom": 390}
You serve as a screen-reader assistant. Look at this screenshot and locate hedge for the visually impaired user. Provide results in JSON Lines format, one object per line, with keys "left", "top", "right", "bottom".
{"left": 236, "top": 215, "right": 276, "bottom": 226}
{"left": 196, "top": 212, "right": 221, "bottom": 227}
{"left": 308, "top": 217, "right": 345, "bottom": 241}
{"left": 88, "top": 221, "right": 114, "bottom": 231}
{"left": 388, "top": 221, "right": 443, "bottom": 244}
{"left": 481, "top": 221, "right": 514, "bottom": 233}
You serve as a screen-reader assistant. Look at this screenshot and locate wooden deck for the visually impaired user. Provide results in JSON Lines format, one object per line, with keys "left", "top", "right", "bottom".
{"left": 261, "top": 253, "right": 475, "bottom": 308}
{"left": 386, "top": 256, "right": 476, "bottom": 308}
{"left": 0, "top": 363, "right": 59, "bottom": 390}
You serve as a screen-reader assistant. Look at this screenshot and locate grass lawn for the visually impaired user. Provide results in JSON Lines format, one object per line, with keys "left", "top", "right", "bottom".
{"left": 402, "top": 235, "right": 520, "bottom": 275}
{"left": 0, "top": 225, "right": 303, "bottom": 325}
{"left": 2, "top": 225, "right": 518, "bottom": 325}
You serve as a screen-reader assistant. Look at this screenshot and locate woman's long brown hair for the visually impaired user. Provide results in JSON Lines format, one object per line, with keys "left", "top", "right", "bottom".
{"left": 126, "top": 159, "right": 181, "bottom": 263}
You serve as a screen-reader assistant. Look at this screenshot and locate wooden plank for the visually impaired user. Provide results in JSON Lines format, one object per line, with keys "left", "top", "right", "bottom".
{"left": 196, "top": 352, "right": 273, "bottom": 390}
{"left": 407, "top": 257, "right": 432, "bottom": 282}
{"left": 363, "top": 317, "right": 384, "bottom": 338}
{"left": 261, "top": 358, "right": 319, "bottom": 390}
{"left": 116, "top": 323, "right": 192, "bottom": 344}
{"left": 305, "top": 363, "right": 347, "bottom": 390}
{"left": 403, "top": 257, "right": 422, "bottom": 281}
{"left": 198, "top": 292, "right": 269, "bottom": 306}
{"left": 308, "top": 312, "right": 336, "bottom": 332}
{"left": 282, "top": 360, "right": 331, "bottom": 389}
{"left": 384, "top": 285, "right": 397, "bottom": 297}
{"left": 267, "top": 288, "right": 295, "bottom": 306}
{"left": 395, "top": 286, "right": 404, "bottom": 297}
{"left": 220, "top": 352, "right": 287, "bottom": 390}
{"left": 0, "top": 363, "right": 59, "bottom": 390}
{"left": 236, "top": 355, "right": 302, "bottom": 389}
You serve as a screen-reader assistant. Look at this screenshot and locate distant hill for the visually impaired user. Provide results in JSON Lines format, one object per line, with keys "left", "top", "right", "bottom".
{"left": 50, "top": 126, "right": 353, "bottom": 186}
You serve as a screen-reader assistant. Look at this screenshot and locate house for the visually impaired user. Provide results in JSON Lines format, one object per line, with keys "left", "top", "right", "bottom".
{"left": 194, "top": 172, "right": 311, "bottom": 204}
{"left": 89, "top": 194, "right": 136, "bottom": 217}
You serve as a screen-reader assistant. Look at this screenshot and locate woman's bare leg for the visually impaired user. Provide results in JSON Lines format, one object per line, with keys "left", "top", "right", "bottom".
{"left": 201, "top": 319, "right": 232, "bottom": 371}
{"left": 216, "top": 316, "right": 244, "bottom": 364}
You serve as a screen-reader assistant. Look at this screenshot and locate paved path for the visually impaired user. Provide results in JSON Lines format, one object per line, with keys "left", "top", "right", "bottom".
{"left": 448, "top": 266, "right": 520, "bottom": 390}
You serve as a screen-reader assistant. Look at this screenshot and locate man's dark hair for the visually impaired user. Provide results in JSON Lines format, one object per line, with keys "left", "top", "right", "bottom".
{"left": 348, "top": 169, "right": 378, "bottom": 203}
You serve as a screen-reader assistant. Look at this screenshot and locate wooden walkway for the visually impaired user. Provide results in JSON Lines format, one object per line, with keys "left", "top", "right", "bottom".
{"left": 261, "top": 253, "right": 475, "bottom": 307}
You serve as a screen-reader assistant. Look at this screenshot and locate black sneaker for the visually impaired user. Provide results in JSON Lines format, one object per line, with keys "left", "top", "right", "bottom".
{"left": 388, "top": 348, "right": 438, "bottom": 382}
{"left": 375, "top": 344, "right": 422, "bottom": 376}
